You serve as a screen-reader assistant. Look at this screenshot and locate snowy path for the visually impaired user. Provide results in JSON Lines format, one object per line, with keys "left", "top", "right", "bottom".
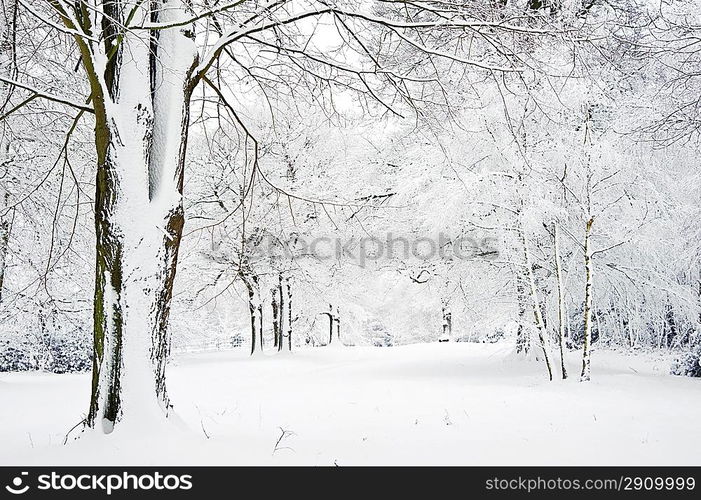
{"left": 0, "top": 343, "right": 699, "bottom": 465}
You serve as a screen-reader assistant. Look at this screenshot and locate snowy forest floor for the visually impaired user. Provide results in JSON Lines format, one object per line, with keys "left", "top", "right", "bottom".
{"left": 0, "top": 343, "right": 698, "bottom": 465}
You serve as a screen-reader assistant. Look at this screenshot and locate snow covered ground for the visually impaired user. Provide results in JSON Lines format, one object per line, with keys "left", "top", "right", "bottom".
{"left": 0, "top": 343, "right": 698, "bottom": 466}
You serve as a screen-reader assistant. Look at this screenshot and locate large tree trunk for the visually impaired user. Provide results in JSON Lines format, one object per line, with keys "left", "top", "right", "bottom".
{"left": 553, "top": 223, "right": 568, "bottom": 379}
{"left": 580, "top": 217, "right": 594, "bottom": 382}
{"left": 85, "top": 2, "right": 198, "bottom": 431}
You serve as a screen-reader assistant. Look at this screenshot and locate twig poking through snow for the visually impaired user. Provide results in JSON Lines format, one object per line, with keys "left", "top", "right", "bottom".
{"left": 195, "top": 405, "right": 211, "bottom": 439}
{"left": 272, "top": 427, "right": 296, "bottom": 455}
{"left": 63, "top": 418, "right": 86, "bottom": 445}
{"left": 444, "top": 409, "right": 453, "bottom": 426}
{"left": 200, "top": 420, "right": 210, "bottom": 439}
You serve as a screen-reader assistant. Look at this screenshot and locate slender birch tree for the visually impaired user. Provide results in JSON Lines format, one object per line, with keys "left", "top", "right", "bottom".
{"left": 552, "top": 222, "right": 567, "bottom": 379}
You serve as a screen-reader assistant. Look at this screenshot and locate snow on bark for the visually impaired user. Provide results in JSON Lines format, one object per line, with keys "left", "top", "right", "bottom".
{"left": 440, "top": 301, "right": 452, "bottom": 342}
{"left": 519, "top": 214, "right": 553, "bottom": 381}
{"left": 553, "top": 222, "right": 568, "bottom": 379}
{"left": 326, "top": 304, "right": 342, "bottom": 346}
{"left": 580, "top": 217, "right": 594, "bottom": 382}
{"left": 271, "top": 287, "right": 280, "bottom": 349}
{"left": 0, "top": 217, "right": 8, "bottom": 302}
{"left": 287, "top": 277, "right": 293, "bottom": 351}
{"left": 87, "top": 0, "right": 198, "bottom": 431}
{"left": 0, "top": 0, "right": 16, "bottom": 303}
{"left": 278, "top": 274, "right": 285, "bottom": 352}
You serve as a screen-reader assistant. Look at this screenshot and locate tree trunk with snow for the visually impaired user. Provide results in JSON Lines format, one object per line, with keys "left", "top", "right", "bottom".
{"left": 286, "top": 277, "right": 292, "bottom": 351}
{"left": 553, "top": 222, "right": 568, "bottom": 379}
{"left": 0, "top": 204, "right": 9, "bottom": 304}
{"left": 580, "top": 217, "right": 595, "bottom": 382}
{"left": 519, "top": 220, "right": 553, "bottom": 381}
{"left": 326, "top": 304, "right": 334, "bottom": 344}
{"left": 440, "top": 303, "right": 452, "bottom": 342}
{"left": 698, "top": 268, "right": 701, "bottom": 327}
{"left": 254, "top": 275, "right": 263, "bottom": 350}
{"left": 72, "top": 1, "right": 198, "bottom": 431}
{"left": 242, "top": 273, "right": 260, "bottom": 356}
{"left": 271, "top": 288, "right": 279, "bottom": 349}
{"left": 0, "top": 0, "right": 17, "bottom": 305}
{"left": 335, "top": 306, "right": 341, "bottom": 344}
{"left": 515, "top": 273, "right": 530, "bottom": 354}
{"left": 278, "top": 274, "right": 285, "bottom": 352}
{"left": 325, "top": 303, "right": 341, "bottom": 346}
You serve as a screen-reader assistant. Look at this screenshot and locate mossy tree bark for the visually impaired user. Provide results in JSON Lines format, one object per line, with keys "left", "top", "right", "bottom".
{"left": 52, "top": 1, "right": 198, "bottom": 431}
